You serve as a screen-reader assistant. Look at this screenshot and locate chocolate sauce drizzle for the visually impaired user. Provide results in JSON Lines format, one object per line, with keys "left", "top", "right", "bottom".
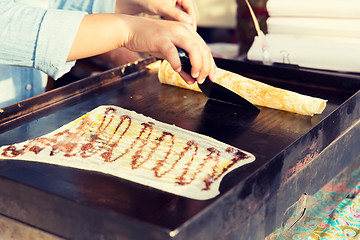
{"left": 1, "top": 107, "right": 250, "bottom": 191}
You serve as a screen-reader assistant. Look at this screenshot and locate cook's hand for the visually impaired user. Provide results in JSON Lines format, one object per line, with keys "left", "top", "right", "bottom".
{"left": 68, "top": 13, "right": 215, "bottom": 84}
{"left": 122, "top": 15, "right": 216, "bottom": 84}
{"left": 116, "top": 0, "right": 197, "bottom": 29}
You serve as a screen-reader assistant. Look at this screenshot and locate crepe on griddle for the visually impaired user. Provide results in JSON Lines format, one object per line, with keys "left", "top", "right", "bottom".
{"left": 0, "top": 106, "right": 255, "bottom": 200}
{"left": 158, "top": 60, "right": 327, "bottom": 116}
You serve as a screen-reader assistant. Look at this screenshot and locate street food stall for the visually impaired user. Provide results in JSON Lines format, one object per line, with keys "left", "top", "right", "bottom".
{"left": 0, "top": 55, "right": 359, "bottom": 239}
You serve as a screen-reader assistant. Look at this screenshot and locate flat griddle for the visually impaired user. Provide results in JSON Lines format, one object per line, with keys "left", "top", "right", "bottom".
{"left": 0, "top": 58, "right": 359, "bottom": 240}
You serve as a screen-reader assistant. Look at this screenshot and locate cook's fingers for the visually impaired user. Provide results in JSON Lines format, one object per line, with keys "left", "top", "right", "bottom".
{"left": 159, "top": 41, "right": 197, "bottom": 85}
{"left": 183, "top": 43, "right": 212, "bottom": 84}
{"left": 179, "top": 71, "right": 196, "bottom": 85}
{"left": 175, "top": 0, "right": 197, "bottom": 29}
{"left": 159, "top": 43, "right": 182, "bottom": 73}
{"left": 197, "top": 46, "right": 213, "bottom": 84}
{"left": 208, "top": 58, "right": 217, "bottom": 83}
{"left": 187, "top": 48, "right": 202, "bottom": 79}
{"left": 161, "top": 6, "right": 194, "bottom": 26}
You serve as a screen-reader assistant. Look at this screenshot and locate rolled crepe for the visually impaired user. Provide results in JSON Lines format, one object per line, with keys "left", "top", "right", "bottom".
{"left": 158, "top": 60, "right": 327, "bottom": 116}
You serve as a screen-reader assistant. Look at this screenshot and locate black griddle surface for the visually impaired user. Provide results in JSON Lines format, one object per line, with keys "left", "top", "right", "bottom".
{"left": 0, "top": 59, "right": 358, "bottom": 238}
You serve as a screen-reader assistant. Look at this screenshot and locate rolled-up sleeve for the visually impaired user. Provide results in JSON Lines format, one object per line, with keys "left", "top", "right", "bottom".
{"left": 34, "top": 9, "right": 86, "bottom": 79}
{"left": 0, "top": 2, "right": 45, "bottom": 68}
{"left": 0, "top": 0, "right": 116, "bottom": 80}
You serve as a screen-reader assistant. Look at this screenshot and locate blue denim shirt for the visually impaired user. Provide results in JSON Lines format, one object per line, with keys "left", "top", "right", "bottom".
{"left": 0, "top": 0, "right": 115, "bottom": 108}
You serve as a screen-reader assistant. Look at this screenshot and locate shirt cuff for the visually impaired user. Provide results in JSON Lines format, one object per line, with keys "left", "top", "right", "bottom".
{"left": 34, "top": 9, "right": 86, "bottom": 80}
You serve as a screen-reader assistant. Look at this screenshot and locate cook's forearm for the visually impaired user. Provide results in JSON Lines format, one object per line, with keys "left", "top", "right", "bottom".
{"left": 67, "top": 13, "right": 129, "bottom": 61}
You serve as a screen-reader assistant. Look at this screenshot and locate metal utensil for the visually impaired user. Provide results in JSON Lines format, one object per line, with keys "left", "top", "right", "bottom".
{"left": 177, "top": 48, "right": 259, "bottom": 110}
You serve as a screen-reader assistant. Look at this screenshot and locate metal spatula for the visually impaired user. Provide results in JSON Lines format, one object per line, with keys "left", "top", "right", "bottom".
{"left": 177, "top": 48, "right": 259, "bottom": 111}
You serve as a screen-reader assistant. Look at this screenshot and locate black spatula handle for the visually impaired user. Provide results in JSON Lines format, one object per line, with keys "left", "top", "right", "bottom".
{"left": 177, "top": 47, "right": 193, "bottom": 76}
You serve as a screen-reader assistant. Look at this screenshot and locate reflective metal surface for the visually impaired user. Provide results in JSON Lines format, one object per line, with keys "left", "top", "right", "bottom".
{"left": 0, "top": 59, "right": 359, "bottom": 239}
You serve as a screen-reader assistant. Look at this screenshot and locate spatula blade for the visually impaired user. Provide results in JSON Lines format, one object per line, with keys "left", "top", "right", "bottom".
{"left": 177, "top": 48, "right": 259, "bottom": 111}
{"left": 198, "top": 78, "right": 259, "bottom": 110}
